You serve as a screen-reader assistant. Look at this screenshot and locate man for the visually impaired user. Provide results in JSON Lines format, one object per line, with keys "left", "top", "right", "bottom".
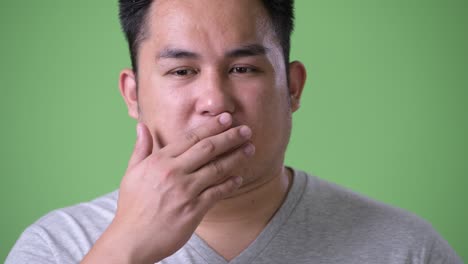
{"left": 6, "top": 0, "right": 462, "bottom": 263}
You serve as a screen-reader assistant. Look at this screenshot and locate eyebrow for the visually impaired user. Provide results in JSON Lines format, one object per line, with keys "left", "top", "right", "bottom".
{"left": 157, "top": 44, "right": 269, "bottom": 60}
{"left": 225, "top": 44, "right": 270, "bottom": 58}
{"left": 158, "top": 48, "right": 199, "bottom": 59}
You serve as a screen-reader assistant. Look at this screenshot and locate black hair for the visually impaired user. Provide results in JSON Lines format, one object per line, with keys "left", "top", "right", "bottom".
{"left": 118, "top": 0, "right": 295, "bottom": 73}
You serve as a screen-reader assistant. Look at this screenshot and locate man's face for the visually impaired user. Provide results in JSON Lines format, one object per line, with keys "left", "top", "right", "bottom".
{"left": 121, "top": 0, "right": 304, "bottom": 186}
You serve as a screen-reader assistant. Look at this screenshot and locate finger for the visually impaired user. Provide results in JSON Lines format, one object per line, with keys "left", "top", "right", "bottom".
{"left": 128, "top": 122, "right": 153, "bottom": 168}
{"left": 197, "top": 175, "right": 244, "bottom": 211}
{"left": 188, "top": 142, "right": 255, "bottom": 196}
{"left": 177, "top": 125, "right": 252, "bottom": 173}
{"left": 165, "top": 112, "right": 233, "bottom": 157}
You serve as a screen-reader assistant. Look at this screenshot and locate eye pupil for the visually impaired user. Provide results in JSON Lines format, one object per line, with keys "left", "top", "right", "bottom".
{"left": 177, "top": 70, "right": 188, "bottom": 75}
{"left": 236, "top": 67, "right": 247, "bottom": 73}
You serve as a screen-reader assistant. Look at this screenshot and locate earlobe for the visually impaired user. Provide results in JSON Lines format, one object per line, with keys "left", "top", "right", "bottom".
{"left": 119, "top": 69, "right": 139, "bottom": 119}
{"left": 288, "top": 61, "right": 307, "bottom": 112}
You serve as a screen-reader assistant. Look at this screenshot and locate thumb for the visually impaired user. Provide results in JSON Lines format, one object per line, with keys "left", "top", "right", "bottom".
{"left": 128, "top": 122, "right": 153, "bottom": 168}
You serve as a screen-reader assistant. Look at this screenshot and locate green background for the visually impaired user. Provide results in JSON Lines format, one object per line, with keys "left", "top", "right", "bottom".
{"left": 1, "top": 0, "right": 466, "bottom": 261}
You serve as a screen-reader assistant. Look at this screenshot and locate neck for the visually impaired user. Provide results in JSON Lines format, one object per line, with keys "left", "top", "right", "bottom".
{"left": 197, "top": 166, "right": 293, "bottom": 228}
{"left": 194, "top": 166, "right": 293, "bottom": 261}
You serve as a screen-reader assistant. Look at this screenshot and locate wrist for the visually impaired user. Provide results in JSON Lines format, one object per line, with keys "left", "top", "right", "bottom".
{"left": 82, "top": 219, "right": 161, "bottom": 264}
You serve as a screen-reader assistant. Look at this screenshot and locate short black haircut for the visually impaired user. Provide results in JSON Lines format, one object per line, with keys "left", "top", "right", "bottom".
{"left": 118, "top": 0, "right": 295, "bottom": 73}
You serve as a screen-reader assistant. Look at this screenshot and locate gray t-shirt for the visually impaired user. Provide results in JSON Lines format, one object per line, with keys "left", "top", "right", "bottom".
{"left": 6, "top": 169, "right": 463, "bottom": 264}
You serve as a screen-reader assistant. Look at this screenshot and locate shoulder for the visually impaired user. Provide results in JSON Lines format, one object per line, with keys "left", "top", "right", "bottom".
{"left": 6, "top": 191, "right": 118, "bottom": 264}
{"left": 36, "top": 190, "right": 118, "bottom": 230}
{"left": 289, "top": 169, "right": 463, "bottom": 263}
{"left": 295, "top": 169, "right": 434, "bottom": 234}
{"left": 29, "top": 190, "right": 118, "bottom": 242}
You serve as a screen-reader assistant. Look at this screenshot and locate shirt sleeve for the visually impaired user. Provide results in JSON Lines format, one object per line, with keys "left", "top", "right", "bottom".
{"left": 425, "top": 230, "right": 463, "bottom": 264}
{"left": 5, "top": 225, "right": 57, "bottom": 264}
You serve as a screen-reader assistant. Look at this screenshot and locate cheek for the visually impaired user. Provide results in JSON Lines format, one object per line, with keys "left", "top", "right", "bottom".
{"left": 137, "top": 78, "right": 195, "bottom": 144}
{"left": 238, "top": 79, "right": 289, "bottom": 134}
{"left": 140, "top": 73, "right": 192, "bottom": 115}
{"left": 243, "top": 84, "right": 291, "bottom": 174}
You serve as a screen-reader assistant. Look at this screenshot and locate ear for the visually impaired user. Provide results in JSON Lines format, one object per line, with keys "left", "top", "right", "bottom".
{"left": 119, "top": 68, "right": 139, "bottom": 120}
{"left": 288, "top": 61, "right": 307, "bottom": 112}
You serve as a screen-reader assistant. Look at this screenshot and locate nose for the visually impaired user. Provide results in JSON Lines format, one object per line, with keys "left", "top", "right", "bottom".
{"left": 195, "top": 71, "right": 236, "bottom": 116}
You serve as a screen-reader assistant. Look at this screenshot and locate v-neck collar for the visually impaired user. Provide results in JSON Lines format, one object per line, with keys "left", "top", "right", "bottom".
{"left": 186, "top": 169, "right": 307, "bottom": 264}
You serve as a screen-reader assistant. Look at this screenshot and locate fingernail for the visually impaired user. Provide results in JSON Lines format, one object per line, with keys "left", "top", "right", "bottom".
{"left": 243, "top": 143, "right": 255, "bottom": 156}
{"left": 219, "top": 113, "right": 231, "bottom": 126}
{"left": 239, "top": 126, "right": 252, "bottom": 138}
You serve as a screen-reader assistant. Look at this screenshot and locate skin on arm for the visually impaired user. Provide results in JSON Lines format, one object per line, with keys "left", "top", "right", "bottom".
{"left": 81, "top": 113, "right": 255, "bottom": 264}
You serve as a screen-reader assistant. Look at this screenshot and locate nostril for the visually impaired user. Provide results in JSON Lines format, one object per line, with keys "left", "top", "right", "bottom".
{"left": 201, "top": 110, "right": 213, "bottom": 116}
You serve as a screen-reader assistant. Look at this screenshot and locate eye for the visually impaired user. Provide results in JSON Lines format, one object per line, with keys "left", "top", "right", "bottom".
{"left": 230, "top": 66, "right": 257, "bottom": 74}
{"left": 169, "top": 68, "right": 198, "bottom": 77}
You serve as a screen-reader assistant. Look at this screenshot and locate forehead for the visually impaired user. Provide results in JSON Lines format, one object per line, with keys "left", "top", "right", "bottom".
{"left": 144, "top": 0, "right": 277, "bottom": 53}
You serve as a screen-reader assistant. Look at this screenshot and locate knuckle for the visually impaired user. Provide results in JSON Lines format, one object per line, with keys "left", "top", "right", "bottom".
{"left": 209, "top": 187, "right": 224, "bottom": 201}
{"left": 178, "top": 179, "right": 193, "bottom": 198}
{"left": 181, "top": 201, "right": 196, "bottom": 215}
{"left": 200, "top": 139, "right": 216, "bottom": 154}
{"left": 173, "top": 187, "right": 190, "bottom": 202}
{"left": 150, "top": 152, "right": 163, "bottom": 164}
{"left": 226, "top": 129, "right": 238, "bottom": 141}
{"left": 160, "top": 165, "right": 178, "bottom": 181}
{"left": 185, "top": 130, "right": 201, "bottom": 144}
{"left": 210, "top": 160, "right": 224, "bottom": 175}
